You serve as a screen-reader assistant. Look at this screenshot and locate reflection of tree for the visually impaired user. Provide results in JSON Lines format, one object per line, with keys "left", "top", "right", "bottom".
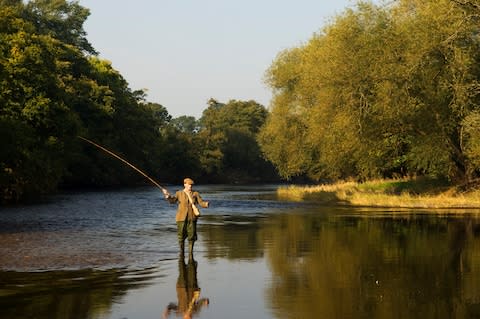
{"left": 263, "top": 212, "right": 480, "bottom": 319}
{"left": 202, "top": 216, "right": 265, "bottom": 260}
{"left": 0, "top": 267, "right": 157, "bottom": 319}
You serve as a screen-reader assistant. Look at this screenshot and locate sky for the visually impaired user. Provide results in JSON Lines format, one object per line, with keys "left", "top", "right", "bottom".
{"left": 79, "top": 0, "right": 364, "bottom": 118}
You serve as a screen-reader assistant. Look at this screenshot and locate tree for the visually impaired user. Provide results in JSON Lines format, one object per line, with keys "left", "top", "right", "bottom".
{"left": 0, "top": 0, "right": 178, "bottom": 202}
{"left": 24, "top": 0, "right": 96, "bottom": 54}
{"left": 171, "top": 115, "right": 199, "bottom": 133}
{"left": 197, "top": 98, "right": 277, "bottom": 182}
{"left": 0, "top": 1, "right": 87, "bottom": 201}
{"left": 260, "top": 0, "right": 480, "bottom": 183}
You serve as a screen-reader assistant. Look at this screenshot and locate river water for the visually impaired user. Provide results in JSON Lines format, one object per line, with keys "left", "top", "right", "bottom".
{"left": 1, "top": 185, "right": 480, "bottom": 319}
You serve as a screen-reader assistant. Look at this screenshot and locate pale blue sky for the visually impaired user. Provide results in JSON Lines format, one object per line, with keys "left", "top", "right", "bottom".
{"left": 79, "top": 0, "right": 371, "bottom": 118}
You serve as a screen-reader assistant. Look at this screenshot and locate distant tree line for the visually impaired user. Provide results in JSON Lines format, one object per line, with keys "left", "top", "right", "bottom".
{"left": 0, "top": 0, "right": 277, "bottom": 204}
{"left": 259, "top": 0, "right": 480, "bottom": 184}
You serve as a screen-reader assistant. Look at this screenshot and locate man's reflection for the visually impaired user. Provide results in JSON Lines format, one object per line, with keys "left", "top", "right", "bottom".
{"left": 163, "top": 254, "right": 209, "bottom": 319}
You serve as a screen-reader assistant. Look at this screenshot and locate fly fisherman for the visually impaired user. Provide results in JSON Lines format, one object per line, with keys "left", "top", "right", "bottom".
{"left": 163, "top": 178, "right": 209, "bottom": 257}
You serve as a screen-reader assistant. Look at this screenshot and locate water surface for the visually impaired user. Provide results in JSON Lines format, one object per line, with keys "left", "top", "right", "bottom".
{"left": 1, "top": 185, "right": 480, "bottom": 318}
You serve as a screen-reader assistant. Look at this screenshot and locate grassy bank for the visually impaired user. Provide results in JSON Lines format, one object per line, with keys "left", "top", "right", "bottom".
{"left": 277, "top": 178, "right": 480, "bottom": 209}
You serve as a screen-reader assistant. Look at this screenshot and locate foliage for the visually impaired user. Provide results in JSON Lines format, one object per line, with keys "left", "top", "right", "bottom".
{"left": 197, "top": 98, "right": 278, "bottom": 182}
{"left": 24, "top": 0, "right": 96, "bottom": 54}
{"left": 0, "top": 1, "right": 87, "bottom": 201}
{"left": 259, "top": 0, "right": 480, "bottom": 184}
{"left": 0, "top": 0, "right": 174, "bottom": 202}
{"left": 170, "top": 115, "right": 199, "bottom": 133}
{"left": 462, "top": 110, "right": 480, "bottom": 176}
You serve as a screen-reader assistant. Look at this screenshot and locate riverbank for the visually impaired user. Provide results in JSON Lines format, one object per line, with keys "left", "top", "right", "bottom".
{"left": 277, "top": 178, "right": 480, "bottom": 209}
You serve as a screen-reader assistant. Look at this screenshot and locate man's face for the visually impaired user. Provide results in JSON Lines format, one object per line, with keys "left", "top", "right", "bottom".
{"left": 184, "top": 183, "right": 192, "bottom": 192}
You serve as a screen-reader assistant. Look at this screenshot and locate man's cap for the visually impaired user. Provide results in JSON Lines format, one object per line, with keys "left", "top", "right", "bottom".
{"left": 183, "top": 177, "right": 194, "bottom": 185}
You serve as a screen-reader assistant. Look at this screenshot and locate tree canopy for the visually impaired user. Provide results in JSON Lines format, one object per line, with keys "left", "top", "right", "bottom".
{"left": 197, "top": 98, "right": 277, "bottom": 182}
{"left": 259, "top": 0, "right": 480, "bottom": 183}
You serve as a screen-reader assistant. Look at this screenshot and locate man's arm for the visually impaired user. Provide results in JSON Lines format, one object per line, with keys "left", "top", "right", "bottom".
{"left": 164, "top": 190, "right": 178, "bottom": 204}
{"left": 194, "top": 192, "right": 209, "bottom": 208}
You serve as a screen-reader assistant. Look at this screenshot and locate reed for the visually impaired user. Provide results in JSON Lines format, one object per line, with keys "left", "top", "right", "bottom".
{"left": 277, "top": 178, "right": 480, "bottom": 209}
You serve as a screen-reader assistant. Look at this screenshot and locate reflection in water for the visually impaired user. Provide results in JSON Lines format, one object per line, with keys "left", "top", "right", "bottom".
{"left": 0, "top": 266, "right": 162, "bottom": 319}
{"left": 163, "top": 254, "right": 209, "bottom": 319}
{"left": 3, "top": 186, "right": 480, "bottom": 318}
{"left": 259, "top": 211, "right": 480, "bottom": 319}
{"left": 202, "top": 215, "right": 265, "bottom": 260}
{"left": 163, "top": 254, "right": 210, "bottom": 318}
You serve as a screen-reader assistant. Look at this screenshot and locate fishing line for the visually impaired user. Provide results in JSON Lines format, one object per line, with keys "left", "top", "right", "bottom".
{"left": 78, "top": 136, "right": 168, "bottom": 193}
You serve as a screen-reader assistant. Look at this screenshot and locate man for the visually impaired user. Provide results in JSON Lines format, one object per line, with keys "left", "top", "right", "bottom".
{"left": 163, "top": 178, "right": 209, "bottom": 256}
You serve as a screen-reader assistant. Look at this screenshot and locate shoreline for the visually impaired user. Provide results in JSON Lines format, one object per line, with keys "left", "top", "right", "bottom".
{"left": 277, "top": 179, "right": 480, "bottom": 210}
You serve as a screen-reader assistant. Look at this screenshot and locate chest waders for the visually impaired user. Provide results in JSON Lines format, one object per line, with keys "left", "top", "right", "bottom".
{"left": 179, "top": 214, "right": 196, "bottom": 257}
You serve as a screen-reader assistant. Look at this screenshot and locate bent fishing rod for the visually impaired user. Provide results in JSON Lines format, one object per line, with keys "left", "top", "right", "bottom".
{"left": 78, "top": 136, "right": 168, "bottom": 194}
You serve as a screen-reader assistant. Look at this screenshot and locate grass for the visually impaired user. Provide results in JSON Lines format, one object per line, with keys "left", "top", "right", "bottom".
{"left": 277, "top": 178, "right": 480, "bottom": 209}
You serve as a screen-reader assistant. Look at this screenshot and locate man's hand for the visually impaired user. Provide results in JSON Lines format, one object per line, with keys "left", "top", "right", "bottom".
{"left": 162, "top": 188, "right": 170, "bottom": 198}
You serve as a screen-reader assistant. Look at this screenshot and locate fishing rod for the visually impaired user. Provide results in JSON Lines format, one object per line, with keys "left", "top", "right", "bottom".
{"left": 78, "top": 136, "right": 168, "bottom": 194}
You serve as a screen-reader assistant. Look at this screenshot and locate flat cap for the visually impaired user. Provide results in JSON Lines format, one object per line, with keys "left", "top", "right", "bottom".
{"left": 183, "top": 177, "right": 194, "bottom": 185}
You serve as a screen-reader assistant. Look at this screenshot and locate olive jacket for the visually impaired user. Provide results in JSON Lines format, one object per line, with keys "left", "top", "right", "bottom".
{"left": 167, "top": 190, "right": 209, "bottom": 222}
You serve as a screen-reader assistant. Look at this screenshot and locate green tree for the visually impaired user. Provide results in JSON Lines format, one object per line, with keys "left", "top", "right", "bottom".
{"left": 0, "top": 1, "right": 88, "bottom": 201}
{"left": 24, "top": 0, "right": 95, "bottom": 53}
{"left": 260, "top": 0, "right": 480, "bottom": 184}
{"left": 64, "top": 59, "right": 172, "bottom": 187}
{"left": 198, "top": 98, "right": 277, "bottom": 182}
{"left": 0, "top": 0, "right": 177, "bottom": 202}
{"left": 171, "top": 115, "right": 199, "bottom": 134}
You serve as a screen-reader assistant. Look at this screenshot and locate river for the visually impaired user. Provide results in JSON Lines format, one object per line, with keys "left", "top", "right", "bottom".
{"left": 1, "top": 184, "right": 480, "bottom": 319}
